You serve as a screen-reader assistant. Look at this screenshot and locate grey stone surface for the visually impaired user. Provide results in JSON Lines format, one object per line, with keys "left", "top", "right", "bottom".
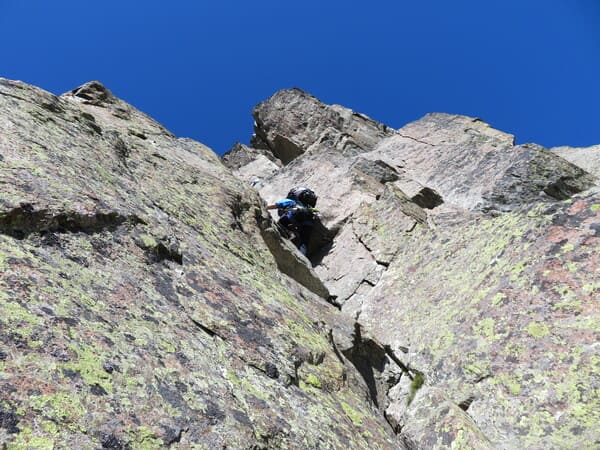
{"left": 369, "top": 113, "right": 597, "bottom": 214}
{"left": 0, "top": 79, "right": 400, "bottom": 449}
{"left": 252, "top": 88, "right": 393, "bottom": 164}
{"left": 16, "top": 77, "right": 592, "bottom": 448}
{"left": 551, "top": 144, "right": 600, "bottom": 178}
{"left": 227, "top": 88, "right": 600, "bottom": 449}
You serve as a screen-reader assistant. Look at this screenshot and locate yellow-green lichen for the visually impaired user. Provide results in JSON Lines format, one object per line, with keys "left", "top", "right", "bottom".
{"left": 463, "top": 359, "right": 491, "bottom": 380}
{"left": 450, "top": 428, "right": 474, "bottom": 450}
{"left": 284, "top": 320, "right": 330, "bottom": 356}
{"left": 510, "top": 261, "right": 529, "bottom": 281}
{"left": 340, "top": 400, "right": 364, "bottom": 427}
{"left": 472, "top": 287, "right": 492, "bottom": 305}
{"left": 552, "top": 295, "right": 582, "bottom": 314}
{"left": 527, "top": 322, "right": 550, "bottom": 338}
{"left": 139, "top": 234, "right": 157, "bottom": 248}
{"left": 239, "top": 375, "right": 273, "bottom": 403}
{"left": 407, "top": 373, "right": 425, "bottom": 406}
{"left": 0, "top": 299, "right": 43, "bottom": 329}
{"left": 561, "top": 242, "right": 575, "bottom": 252}
{"left": 28, "top": 391, "right": 87, "bottom": 432}
{"left": 506, "top": 378, "right": 522, "bottom": 395}
{"left": 0, "top": 296, "right": 44, "bottom": 344}
{"left": 159, "top": 339, "right": 176, "bottom": 353}
{"left": 64, "top": 343, "right": 113, "bottom": 393}
{"left": 491, "top": 292, "right": 506, "bottom": 306}
{"left": 473, "top": 318, "right": 495, "bottom": 340}
{"left": 304, "top": 374, "right": 322, "bottom": 389}
{"left": 6, "top": 427, "right": 56, "bottom": 449}
{"left": 582, "top": 283, "right": 599, "bottom": 294}
{"left": 565, "top": 261, "right": 578, "bottom": 273}
{"left": 128, "top": 425, "right": 164, "bottom": 450}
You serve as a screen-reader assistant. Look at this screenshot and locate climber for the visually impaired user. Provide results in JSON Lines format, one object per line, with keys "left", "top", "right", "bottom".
{"left": 266, "top": 186, "right": 318, "bottom": 256}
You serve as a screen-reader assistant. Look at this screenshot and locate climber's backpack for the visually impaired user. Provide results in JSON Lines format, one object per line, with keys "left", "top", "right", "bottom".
{"left": 287, "top": 186, "right": 318, "bottom": 208}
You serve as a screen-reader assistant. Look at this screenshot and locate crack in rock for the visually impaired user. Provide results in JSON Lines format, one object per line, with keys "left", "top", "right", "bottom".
{"left": 255, "top": 209, "right": 331, "bottom": 299}
{"left": 340, "top": 323, "right": 397, "bottom": 410}
{"left": 248, "top": 361, "right": 280, "bottom": 380}
{"left": 458, "top": 396, "right": 476, "bottom": 411}
{"left": 0, "top": 90, "right": 30, "bottom": 104}
{"left": 396, "top": 132, "right": 435, "bottom": 147}
{"left": 0, "top": 203, "right": 144, "bottom": 239}
{"left": 352, "top": 221, "right": 392, "bottom": 270}
{"left": 188, "top": 317, "right": 225, "bottom": 341}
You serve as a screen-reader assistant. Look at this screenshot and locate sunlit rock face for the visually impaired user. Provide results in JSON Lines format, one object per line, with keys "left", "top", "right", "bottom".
{"left": 226, "top": 88, "right": 599, "bottom": 450}
{"left": 551, "top": 143, "right": 600, "bottom": 178}
{"left": 0, "top": 79, "right": 400, "bottom": 449}
{"left": 2, "top": 77, "right": 598, "bottom": 449}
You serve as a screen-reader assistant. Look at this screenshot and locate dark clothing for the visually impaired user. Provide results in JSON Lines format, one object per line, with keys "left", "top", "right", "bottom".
{"left": 274, "top": 198, "right": 315, "bottom": 255}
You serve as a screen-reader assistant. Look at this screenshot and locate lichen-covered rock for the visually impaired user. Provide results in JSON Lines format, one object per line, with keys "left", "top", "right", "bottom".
{"left": 360, "top": 190, "right": 600, "bottom": 449}
{"left": 228, "top": 89, "right": 600, "bottom": 449}
{"left": 551, "top": 144, "right": 600, "bottom": 178}
{"left": 386, "top": 385, "right": 494, "bottom": 450}
{"left": 0, "top": 79, "right": 399, "bottom": 449}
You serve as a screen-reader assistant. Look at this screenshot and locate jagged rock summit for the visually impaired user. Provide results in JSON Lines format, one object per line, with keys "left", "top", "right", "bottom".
{"left": 0, "top": 78, "right": 598, "bottom": 449}
{"left": 225, "top": 88, "right": 599, "bottom": 449}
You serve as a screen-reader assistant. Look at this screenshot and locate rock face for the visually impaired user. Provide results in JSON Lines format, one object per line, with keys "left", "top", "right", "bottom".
{"left": 251, "top": 88, "right": 394, "bottom": 165}
{"left": 225, "top": 89, "right": 599, "bottom": 449}
{"left": 551, "top": 144, "right": 600, "bottom": 179}
{"left": 222, "top": 142, "right": 281, "bottom": 185}
{"left": 2, "top": 78, "right": 599, "bottom": 449}
{"left": 0, "top": 79, "right": 399, "bottom": 449}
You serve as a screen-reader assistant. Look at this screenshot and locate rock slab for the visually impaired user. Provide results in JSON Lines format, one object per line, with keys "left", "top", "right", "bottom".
{"left": 228, "top": 88, "right": 600, "bottom": 449}
{"left": 0, "top": 79, "right": 399, "bottom": 449}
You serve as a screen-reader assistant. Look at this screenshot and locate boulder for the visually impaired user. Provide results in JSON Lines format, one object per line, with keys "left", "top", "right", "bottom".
{"left": 222, "top": 142, "right": 282, "bottom": 186}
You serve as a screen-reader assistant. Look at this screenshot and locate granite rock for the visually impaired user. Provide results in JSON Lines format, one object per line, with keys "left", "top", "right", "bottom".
{"left": 551, "top": 144, "right": 600, "bottom": 178}
{"left": 0, "top": 79, "right": 399, "bottom": 449}
{"left": 229, "top": 88, "right": 600, "bottom": 449}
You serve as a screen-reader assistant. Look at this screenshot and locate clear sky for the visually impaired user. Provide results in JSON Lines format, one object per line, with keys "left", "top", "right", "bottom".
{"left": 2, "top": 1, "right": 599, "bottom": 155}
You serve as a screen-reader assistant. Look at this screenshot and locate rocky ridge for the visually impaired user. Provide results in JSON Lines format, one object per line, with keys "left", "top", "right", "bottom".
{"left": 0, "top": 78, "right": 597, "bottom": 449}
{"left": 550, "top": 144, "right": 600, "bottom": 179}
{"left": 0, "top": 79, "right": 398, "bottom": 449}
{"left": 225, "top": 89, "right": 599, "bottom": 449}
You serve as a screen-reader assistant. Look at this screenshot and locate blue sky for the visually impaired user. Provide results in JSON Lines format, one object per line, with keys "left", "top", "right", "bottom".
{"left": 2, "top": 0, "right": 599, "bottom": 154}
